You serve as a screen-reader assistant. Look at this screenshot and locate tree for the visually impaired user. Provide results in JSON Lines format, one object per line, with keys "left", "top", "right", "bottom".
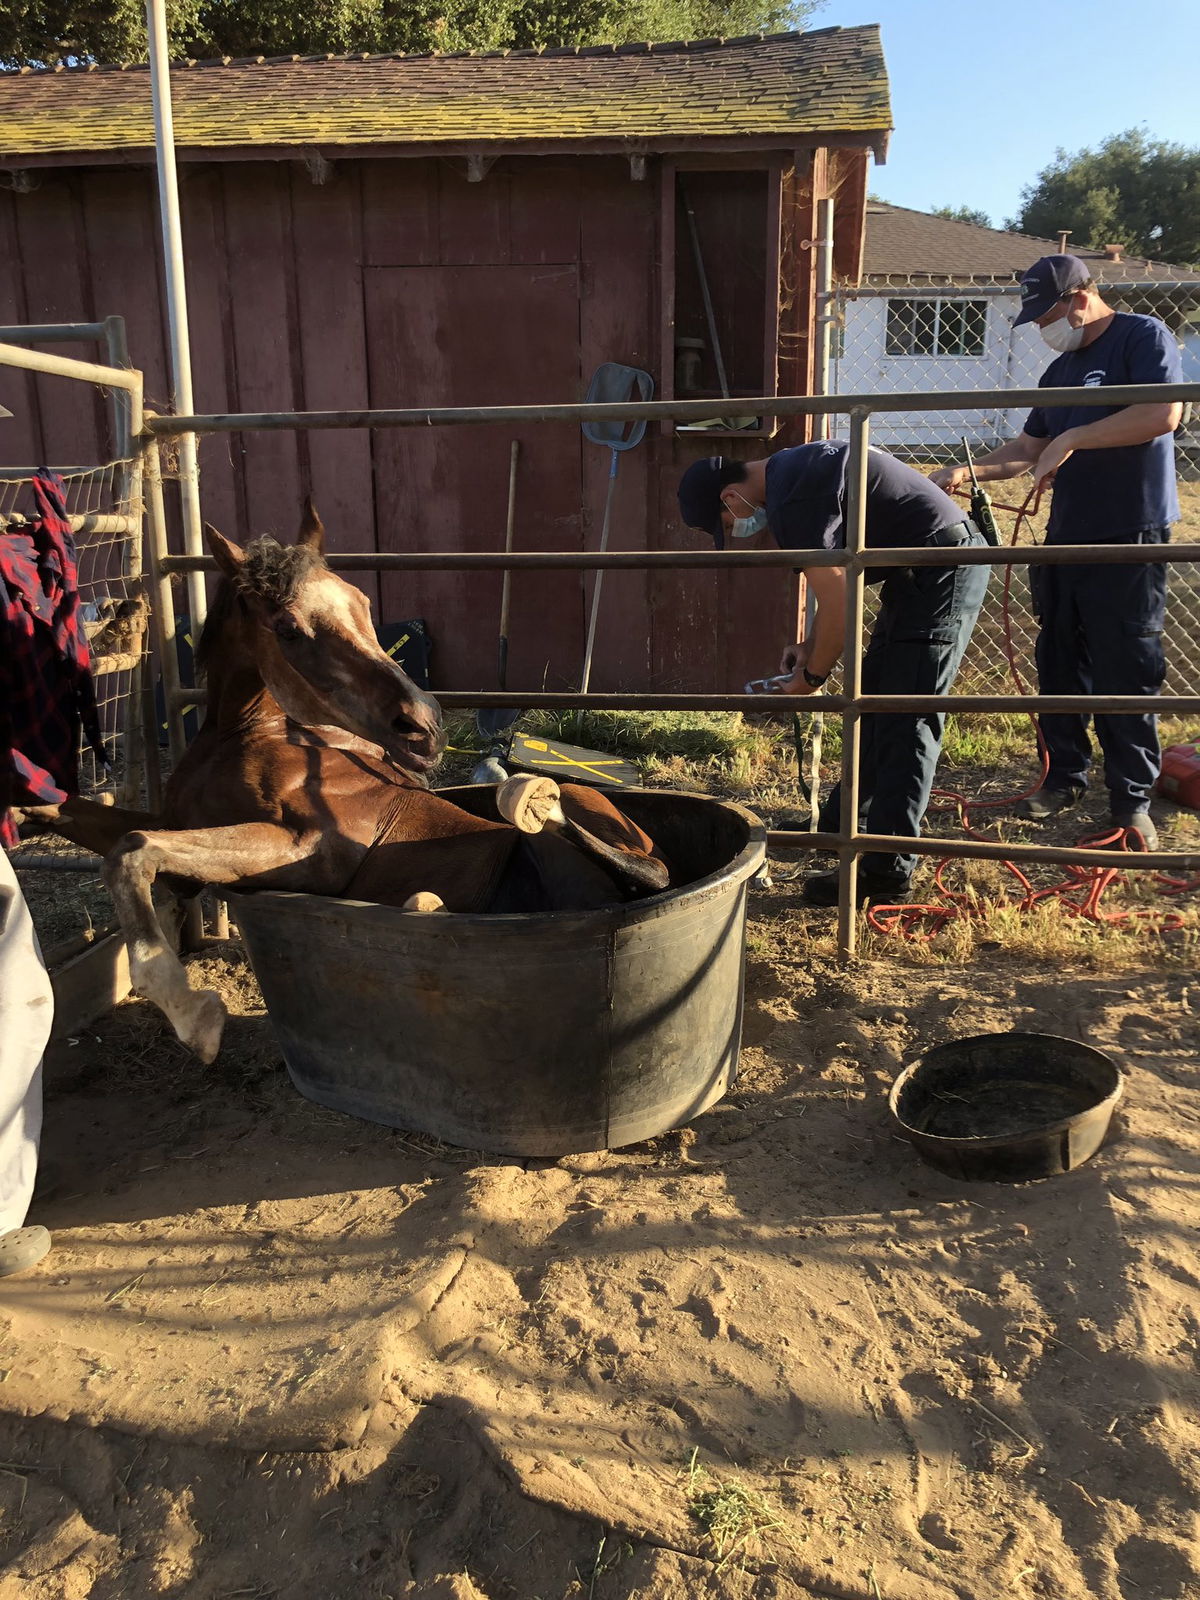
{"left": 1009, "top": 129, "right": 1200, "bottom": 267}
{"left": 1, "top": 0, "right": 819, "bottom": 68}
{"left": 931, "top": 204, "right": 992, "bottom": 229}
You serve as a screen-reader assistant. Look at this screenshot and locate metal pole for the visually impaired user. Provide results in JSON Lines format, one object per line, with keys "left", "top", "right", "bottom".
{"left": 0, "top": 322, "right": 107, "bottom": 342}
{"left": 157, "top": 540, "right": 1200, "bottom": 574}
{"left": 142, "top": 434, "right": 188, "bottom": 770}
{"left": 144, "top": 426, "right": 206, "bottom": 948}
{"left": 837, "top": 409, "right": 869, "bottom": 960}
{"left": 813, "top": 198, "right": 835, "bottom": 443}
{"left": 146, "top": 0, "right": 207, "bottom": 634}
{"left": 0, "top": 340, "right": 141, "bottom": 394}
{"left": 170, "top": 686, "right": 1200, "bottom": 716}
{"left": 800, "top": 197, "right": 836, "bottom": 835}
{"left": 143, "top": 381, "right": 1199, "bottom": 435}
{"left": 767, "top": 830, "right": 1200, "bottom": 872}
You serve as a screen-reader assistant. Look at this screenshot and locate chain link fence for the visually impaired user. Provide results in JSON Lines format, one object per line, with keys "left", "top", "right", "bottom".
{"left": 2, "top": 462, "right": 151, "bottom": 951}
{"left": 828, "top": 274, "right": 1200, "bottom": 697}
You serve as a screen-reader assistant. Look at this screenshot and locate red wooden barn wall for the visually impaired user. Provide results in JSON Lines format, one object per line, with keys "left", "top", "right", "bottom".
{"left": 0, "top": 147, "right": 864, "bottom": 696}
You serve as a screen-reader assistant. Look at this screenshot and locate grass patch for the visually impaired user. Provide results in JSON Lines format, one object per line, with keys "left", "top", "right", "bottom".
{"left": 440, "top": 695, "right": 1199, "bottom": 970}
{"left": 684, "top": 1450, "right": 795, "bottom": 1569}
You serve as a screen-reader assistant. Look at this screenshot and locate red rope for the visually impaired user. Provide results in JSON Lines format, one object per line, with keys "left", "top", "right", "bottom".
{"left": 867, "top": 485, "right": 1198, "bottom": 941}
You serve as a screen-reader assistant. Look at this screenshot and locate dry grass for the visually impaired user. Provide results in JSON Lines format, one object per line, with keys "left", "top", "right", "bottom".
{"left": 447, "top": 691, "right": 1200, "bottom": 968}
{"left": 684, "top": 1450, "right": 796, "bottom": 1569}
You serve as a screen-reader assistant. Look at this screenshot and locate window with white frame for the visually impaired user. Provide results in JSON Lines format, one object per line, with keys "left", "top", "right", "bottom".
{"left": 885, "top": 298, "right": 988, "bottom": 357}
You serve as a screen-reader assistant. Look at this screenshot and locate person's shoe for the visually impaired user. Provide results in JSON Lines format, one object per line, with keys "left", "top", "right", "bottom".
{"left": 1014, "top": 784, "right": 1086, "bottom": 822}
{"left": 1112, "top": 809, "right": 1159, "bottom": 850}
{"left": 800, "top": 868, "right": 912, "bottom": 908}
{"left": 0, "top": 1225, "right": 51, "bottom": 1278}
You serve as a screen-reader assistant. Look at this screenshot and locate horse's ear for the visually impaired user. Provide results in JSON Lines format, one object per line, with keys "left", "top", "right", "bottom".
{"left": 298, "top": 497, "right": 325, "bottom": 555}
{"left": 206, "top": 524, "right": 246, "bottom": 579}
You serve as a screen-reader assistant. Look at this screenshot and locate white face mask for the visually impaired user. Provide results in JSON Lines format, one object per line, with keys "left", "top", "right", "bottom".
{"left": 1040, "top": 315, "right": 1086, "bottom": 353}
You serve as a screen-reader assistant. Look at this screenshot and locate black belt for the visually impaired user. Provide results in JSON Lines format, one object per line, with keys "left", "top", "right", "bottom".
{"left": 928, "top": 519, "right": 981, "bottom": 548}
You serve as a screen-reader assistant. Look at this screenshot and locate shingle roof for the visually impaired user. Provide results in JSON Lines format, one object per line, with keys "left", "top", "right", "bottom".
{"left": 864, "top": 202, "right": 1200, "bottom": 285}
{"left": 0, "top": 26, "right": 890, "bottom": 162}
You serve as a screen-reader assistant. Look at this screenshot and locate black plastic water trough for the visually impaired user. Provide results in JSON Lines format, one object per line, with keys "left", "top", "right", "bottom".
{"left": 889, "top": 1031, "right": 1124, "bottom": 1183}
{"left": 231, "top": 789, "right": 766, "bottom": 1157}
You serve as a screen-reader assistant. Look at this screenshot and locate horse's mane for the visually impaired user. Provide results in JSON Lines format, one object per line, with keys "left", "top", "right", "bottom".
{"left": 195, "top": 537, "right": 324, "bottom": 673}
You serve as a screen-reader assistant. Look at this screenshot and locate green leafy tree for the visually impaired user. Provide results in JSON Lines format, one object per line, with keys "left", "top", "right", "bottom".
{"left": 931, "top": 204, "right": 992, "bottom": 229}
{"left": 1009, "top": 129, "right": 1200, "bottom": 267}
{"left": 1, "top": 0, "right": 819, "bottom": 67}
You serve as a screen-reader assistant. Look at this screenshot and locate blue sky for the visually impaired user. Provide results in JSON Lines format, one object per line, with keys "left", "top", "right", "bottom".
{"left": 811, "top": 0, "right": 1200, "bottom": 230}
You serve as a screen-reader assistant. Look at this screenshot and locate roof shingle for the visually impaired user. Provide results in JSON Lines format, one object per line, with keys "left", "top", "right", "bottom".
{"left": 0, "top": 26, "right": 891, "bottom": 161}
{"left": 863, "top": 202, "right": 1200, "bottom": 284}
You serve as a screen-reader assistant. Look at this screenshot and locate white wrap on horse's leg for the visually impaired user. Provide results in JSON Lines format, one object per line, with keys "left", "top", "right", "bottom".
{"left": 0, "top": 851, "right": 51, "bottom": 1233}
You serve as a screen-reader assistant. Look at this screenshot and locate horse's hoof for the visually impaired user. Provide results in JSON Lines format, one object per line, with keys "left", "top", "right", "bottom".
{"left": 496, "top": 775, "right": 563, "bottom": 834}
{"left": 12, "top": 804, "right": 62, "bottom": 830}
{"left": 182, "top": 988, "right": 227, "bottom": 1063}
{"left": 403, "top": 891, "right": 445, "bottom": 913}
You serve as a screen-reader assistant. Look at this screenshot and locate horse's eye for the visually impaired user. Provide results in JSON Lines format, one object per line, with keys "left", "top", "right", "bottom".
{"left": 274, "top": 618, "right": 302, "bottom": 642}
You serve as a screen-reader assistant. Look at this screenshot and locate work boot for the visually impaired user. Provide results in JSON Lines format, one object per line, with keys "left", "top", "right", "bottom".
{"left": 0, "top": 1226, "right": 51, "bottom": 1278}
{"left": 800, "top": 868, "right": 912, "bottom": 908}
{"left": 1014, "top": 784, "right": 1086, "bottom": 822}
{"left": 1112, "top": 810, "right": 1159, "bottom": 850}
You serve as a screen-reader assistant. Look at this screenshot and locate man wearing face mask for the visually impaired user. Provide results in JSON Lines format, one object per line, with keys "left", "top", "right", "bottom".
{"left": 677, "top": 442, "right": 990, "bottom": 905}
{"left": 932, "top": 254, "right": 1182, "bottom": 848}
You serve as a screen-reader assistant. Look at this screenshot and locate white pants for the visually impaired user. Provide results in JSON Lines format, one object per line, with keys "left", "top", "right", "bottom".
{"left": 0, "top": 851, "right": 50, "bottom": 1232}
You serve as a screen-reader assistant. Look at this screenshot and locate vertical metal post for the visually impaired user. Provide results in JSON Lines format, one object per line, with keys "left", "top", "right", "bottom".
{"left": 142, "top": 434, "right": 188, "bottom": 770}
{"left": 813, "top": 198, "right": 835, "bottom": 444}
{"left": 146, "top": 0, "right": 207, "bottom": 633}
{"left": 798, "top": 196, "right": 837, "bottom": 831}
{"left": 144, "top": 430, "right": 206, "bottom": 947}
{"left": 103, "top": 316, "right": 132, "bottom": 462}
{"left": 836, "top": 408, "right": 869, "bottom": 960}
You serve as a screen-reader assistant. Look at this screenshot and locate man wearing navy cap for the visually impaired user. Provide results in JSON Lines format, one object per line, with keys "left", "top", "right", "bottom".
{"left": 932, "top": 254, "right": 1183, "bottom": 848}
{"left": 678, "top": 443, "right": 990, "bottom": 905}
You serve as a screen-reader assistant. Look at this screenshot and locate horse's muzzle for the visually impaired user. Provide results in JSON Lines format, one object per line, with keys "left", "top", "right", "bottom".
{"left": 388, "top": 702, "right": 445, "bottom": 772}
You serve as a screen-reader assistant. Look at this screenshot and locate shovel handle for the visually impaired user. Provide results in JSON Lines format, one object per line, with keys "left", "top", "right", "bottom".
{"left": 497, "top": 440, "right": 519, "bottom": 688}
{"left": 580, "top": 448, "right": 619, "bottom": 694}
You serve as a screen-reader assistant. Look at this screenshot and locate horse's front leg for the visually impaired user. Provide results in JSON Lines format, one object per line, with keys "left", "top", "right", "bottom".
{"left": 103, "top": 823, "right": 339, "bottom": 1061}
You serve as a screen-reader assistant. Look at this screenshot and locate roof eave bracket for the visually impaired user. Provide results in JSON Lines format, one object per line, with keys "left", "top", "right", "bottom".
{"left": 465, "top": 153, "right": 497, "bottom": 182}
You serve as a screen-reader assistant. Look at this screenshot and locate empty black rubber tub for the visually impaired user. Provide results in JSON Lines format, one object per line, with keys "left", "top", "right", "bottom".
{"left": 889, "top": 1031, "right": 1124, "bottom": 1183}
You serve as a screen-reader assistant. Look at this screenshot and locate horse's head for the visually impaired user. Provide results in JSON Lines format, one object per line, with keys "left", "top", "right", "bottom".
{"left": 204, "top": 502, "right": 444, "bottom": 777}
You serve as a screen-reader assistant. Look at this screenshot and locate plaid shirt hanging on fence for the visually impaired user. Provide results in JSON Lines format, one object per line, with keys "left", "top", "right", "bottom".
{"left": 0, "top": 469, "right": 107, "bottom": 849}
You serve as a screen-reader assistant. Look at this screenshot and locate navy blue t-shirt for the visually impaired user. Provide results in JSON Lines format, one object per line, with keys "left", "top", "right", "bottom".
{"left": 1024, "top": 312, "right": 1181, "bottom": 543}
{"left": 765, "top": 441, "right": 964, "bottom": 561}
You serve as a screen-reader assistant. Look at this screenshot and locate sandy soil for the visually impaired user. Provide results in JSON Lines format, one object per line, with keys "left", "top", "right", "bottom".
{"left": 1, "top": 883, "right": 1198, "bottom": 1600}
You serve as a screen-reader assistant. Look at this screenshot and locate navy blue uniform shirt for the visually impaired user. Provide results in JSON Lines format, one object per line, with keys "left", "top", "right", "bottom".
{"left": 1024, "top": 312, "right": 1181, "bottom": 543}
{"left": 765, "top": 440, "right": 964, "bottom": 567}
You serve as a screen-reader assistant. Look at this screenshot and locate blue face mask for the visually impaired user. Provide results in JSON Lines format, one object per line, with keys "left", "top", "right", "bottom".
{"left": 731, "top": 507, "right": 768, "bottom": 540}
{"left": 725, "top": 493, "right": 768, "bottom": 540}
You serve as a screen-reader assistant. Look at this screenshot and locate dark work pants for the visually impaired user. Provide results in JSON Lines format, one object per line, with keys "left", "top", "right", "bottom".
{"left": 1030, "top": 528, "right": 1169, "bottom": 812}
{"left": 818, "top": 527, "right": 991, "bottom": 884}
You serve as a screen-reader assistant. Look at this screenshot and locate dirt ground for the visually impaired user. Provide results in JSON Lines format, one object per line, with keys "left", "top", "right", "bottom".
{"left": 2, "top": 882, "right": 1199, "bottom": 1600}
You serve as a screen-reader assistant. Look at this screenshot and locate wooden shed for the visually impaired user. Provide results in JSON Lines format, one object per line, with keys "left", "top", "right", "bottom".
{"left": 0, "top": 27, "right": 891, "bottom": 693}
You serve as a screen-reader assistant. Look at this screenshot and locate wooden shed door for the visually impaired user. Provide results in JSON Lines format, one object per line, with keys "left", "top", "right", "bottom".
{"left": 365, "top": 264, "right": 583, "bottom": 691}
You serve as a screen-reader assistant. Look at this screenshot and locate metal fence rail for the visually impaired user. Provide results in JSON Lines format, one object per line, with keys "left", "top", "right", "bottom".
{"left": 136, "top": 380, "right": 1200, "bottom": 960}
{"left": 3, "top": 326, "right": 1196, "bottom": 966}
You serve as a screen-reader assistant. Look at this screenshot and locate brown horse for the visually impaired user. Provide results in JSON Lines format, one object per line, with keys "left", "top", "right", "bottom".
{"left": 40, "top": 503, "right": 668, "bottom": 1063}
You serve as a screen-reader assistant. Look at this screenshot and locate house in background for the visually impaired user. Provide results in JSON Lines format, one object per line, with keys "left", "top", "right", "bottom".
{"left": 0, "top": 27, "right": 890, "bottom": 694}
{"left": 833, "top": 202, "right": 1200, "bottom": 463}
